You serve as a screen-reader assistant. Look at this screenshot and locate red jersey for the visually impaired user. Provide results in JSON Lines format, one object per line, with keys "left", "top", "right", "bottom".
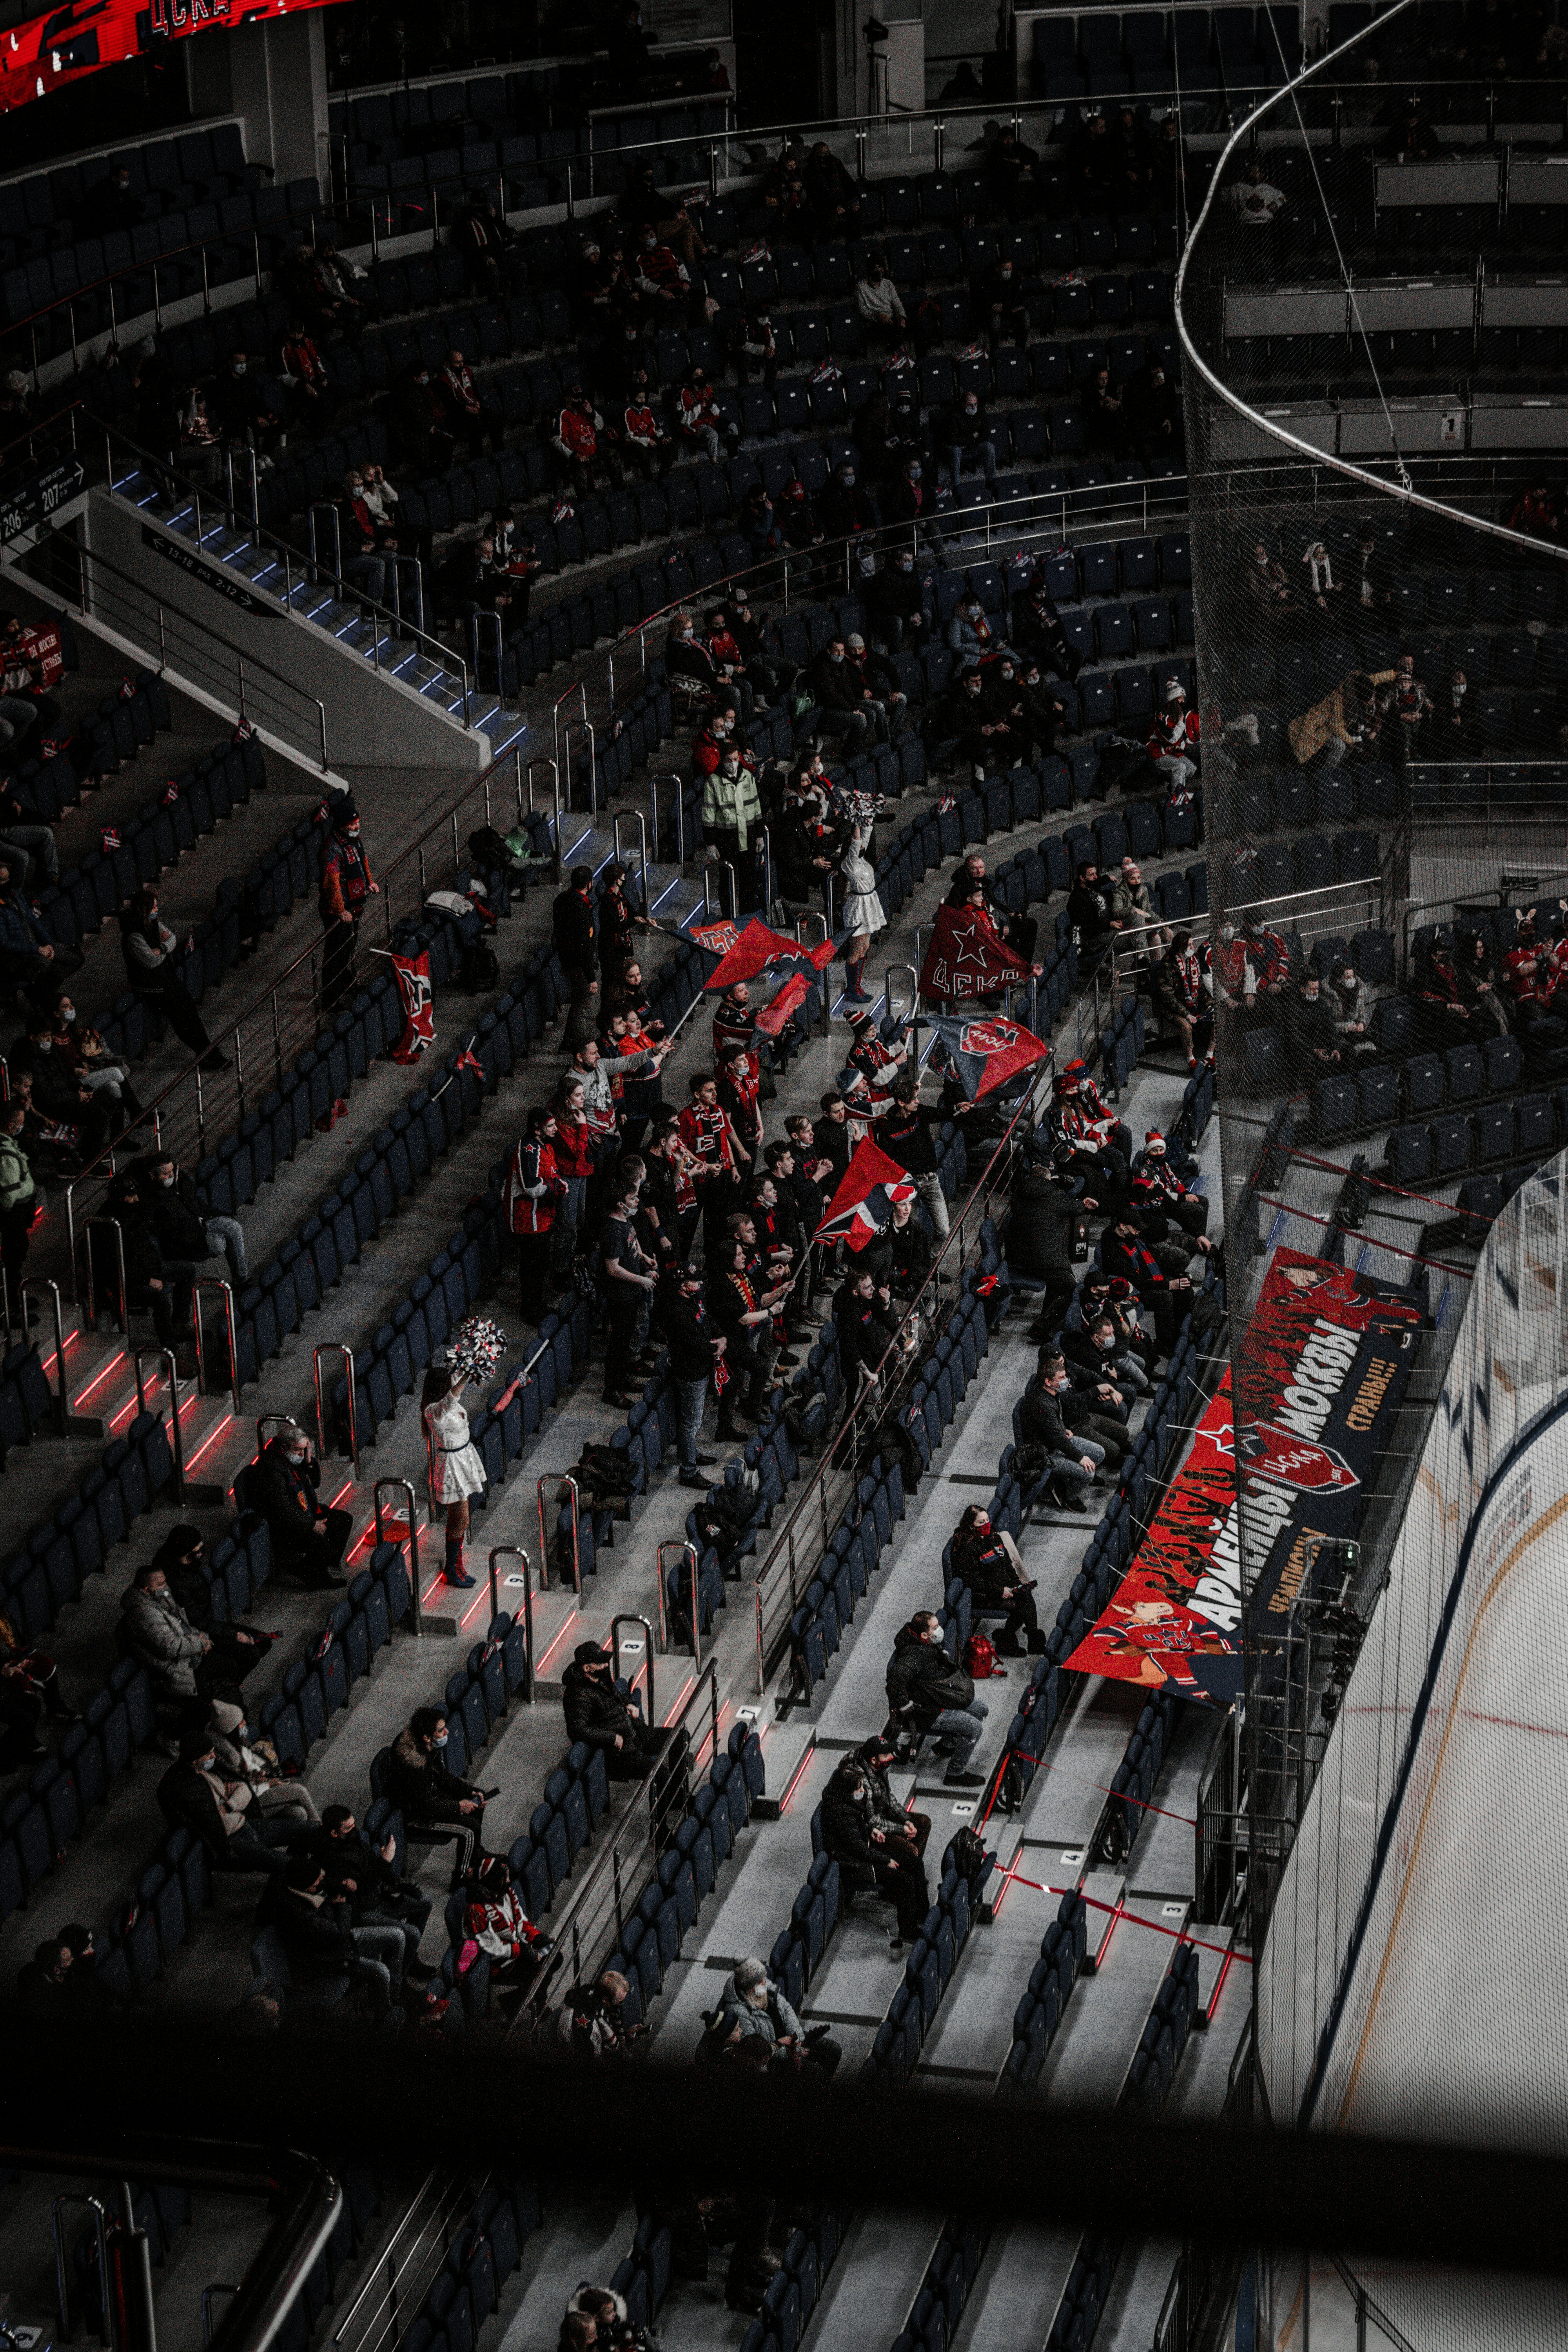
{"left": 677, "top": 1102, "right": 735, "bottom": 1179}
{"left": 555, "top": 403, "right": 597, "bottom": 458}
{"left": 504, "top": 1138, "right": 562, "bottom": 1235}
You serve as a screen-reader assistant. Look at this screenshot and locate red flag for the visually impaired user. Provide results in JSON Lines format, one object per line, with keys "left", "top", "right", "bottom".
{"left": 754, "top": 971, "right": 813, "bottom": 1036}
{"left": 454, "top": 1043, "right": 486, "bottom": 1080}
{"left": 926, "top": 1011, "right": 1051, "bottom": 1100}
{"left": 692, "top": 917, "right": 741, "bottom": 960}
{"left": 704, "top": 917, "right": 825, "bottom": 992}
{"left": 918, "top": 902, "right": 1029, "bottom": 1006}
{"left": 813, "top": 1139, "right": 918, "bottom": 1251}
{"left": 390, "top": 950, "right": 434, "bottom": 1063}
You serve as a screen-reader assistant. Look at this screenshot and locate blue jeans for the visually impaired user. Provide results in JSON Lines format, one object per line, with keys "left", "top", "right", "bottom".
{"left": 931, "top": 1699, "right": 989, "bottom": 1771}
{"left": 675, "top": 1373, "right": 709, "bottom": 1472}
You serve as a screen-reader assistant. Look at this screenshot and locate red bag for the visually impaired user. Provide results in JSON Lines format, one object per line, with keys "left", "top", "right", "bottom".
{"left": 964, "top": 1633, "right": 999, "bottom": 1680}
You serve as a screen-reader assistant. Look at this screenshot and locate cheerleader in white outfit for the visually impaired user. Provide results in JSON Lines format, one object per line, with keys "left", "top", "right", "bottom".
{"left": 838, "top": 818, "right": 885, "bottom": 1005}
{"left": 422, "top": 1352, "right": 519, "bottom": 1588}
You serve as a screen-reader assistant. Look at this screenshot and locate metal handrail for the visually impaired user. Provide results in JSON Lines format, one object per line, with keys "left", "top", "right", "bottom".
{"left": 82, "top": 1214, "right": 127, "bottom": 1332}
{"left": 526, "top": 757, "right": 563, "bottom": 875}
{"left": 42, "top": 1278, "right": 66, "bottom": 1434}
{"left": 133, "top": 1346, "right": 185, "bottom": 1500}
{"left": 53, "top": 2190, "right": 112, "bottom": 2344}
{"left": 314, "top": 1342, "right": 359, "bottom": 1475}
{"left": 610, "top": 1611, "right": 655, "bottom": 1724}
{"left": 193, "top": 1276, "right": 241, "bottom": 1414}
{"left": 655, "top": 1539, "right": 697, "bottom": 1654}
{"left": 487, "top": 1547, "right": 534, "bottom": 1701}
{"left": 612, "top": 808, "right": 650, "bottom": 916}
{"left": 538, "top": 1470, "right": 581, "bottom": 1601}
{"left": 374, "top": 1478, "right": 422, "bottom": 1637}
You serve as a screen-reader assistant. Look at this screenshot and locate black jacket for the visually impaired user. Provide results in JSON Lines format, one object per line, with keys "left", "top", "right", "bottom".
{"left": 666, "top": 1288, "right": 717, "bottom": 1381}
{"left": 552, "top": 887, "right": 596, "bottom": 977}
{"left": 156, "top": 1762, "right": 234, "bottom": 1857}
{"left": 307, "top": 1828, "right": 416, "bottom": 1920}
{"left": 142, "top": 1167, "right": 210, "bottom": 1260}
{"left": 1063, "top": 1327, "right": 1128, "bottom": 1387}
{"left": 885, "top": 1622, "right": 975, "bottom": 1731}
{"left": 954, "top": 1533, "right": 1018, "bottom": 1608}
{"left": 834, "top": 1284, "right": 898, "bottom": 1380}
{"left": 1018, "top": 1378, "right": 1076, "bottom": 1456}
{"left": 562, "top": 1660, "right": 648, "bottom": 1755}
{"left": 819, "top": 1766, "right": 879, "bottom": 1882}
{"left": 267, "top": 1884, "right": 356, "bottom": 1978}
{"left": 868, "top": 564, "right": 926, "bottom": 626}
{"left": 252, "top": 1439, "right": 327, "bottom": 1562}
{"left": 385, "top": 1726, "right": 480, "bottom": 1825}
{"left": 866, "top": 1212, "right": 932, "bottom": 1297}
{"left": 1007, "top": 1165, "right": 1081, "bottom": 1276}
{"left": 808, "top": 650, "right": 865, "bottom": 716}
{"left": 876, "top": 1100, "right": 940, "bottom": 1177}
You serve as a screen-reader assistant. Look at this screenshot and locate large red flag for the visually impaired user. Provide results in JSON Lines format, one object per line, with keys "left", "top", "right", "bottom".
{"left": 813, "top": 1139, "right": 918, "bottom": 1251}
{"left": 703, "top": 917, "right": 836, "bottom": 991}
{"left": 390, "top": 950, "right": 434, "bottom": 1063}
{"left": 926, "top": 1011, "right": 1051, "bottom": 1100}
{"left": 917, "top": 902, "right": 1029, "bottom": 1005}
{"left": 754, "top": 971, "right": 813, "bottom": 1036}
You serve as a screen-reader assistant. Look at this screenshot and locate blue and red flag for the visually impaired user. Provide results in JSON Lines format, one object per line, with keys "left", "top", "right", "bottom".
{"left": 813, "top": 1139, "right": 917, "bottom": 1252}
{"left": 702, "top": 916, "right": 838, "bottom": 991}
{"left": 925, "top": 1011, "right": 1052, "bottom": 1102}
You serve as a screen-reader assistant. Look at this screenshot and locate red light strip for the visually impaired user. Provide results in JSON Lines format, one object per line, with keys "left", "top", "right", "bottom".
{"left": 662, "top": 1673, "right": 696, "bottom": 1726}
{"left": 777, "top": 1739, "right": 817, "bottom": 1813}
{"left": 1206, "top": 1945, "right": 1238, "bottom": 2021}
{"left": 991, "top": 1865, "right": 1252, "bottom": 1964}
{"left": 184, "top": 1412, "right": 234, "bottom": 1472}
{"left": 535, "top": 1615, "right": 579, "bottom": 1677}
{"left": 74, "top": 1350, "right": 126, "bottom": 1407}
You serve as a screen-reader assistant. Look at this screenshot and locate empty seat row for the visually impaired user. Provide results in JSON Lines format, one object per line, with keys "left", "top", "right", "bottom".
{"left": 1126, "top": 1942, "right": 1202, "bottom": 2106}
{"left": 1384, "top": 1091, "right": 1561, "bottom": 1183}
{"left": 604, "top": 1722, "right": 766, "bottom": 2025}
{"left": 1004, "top": 1889, "right": 1091, "bottom": 2089}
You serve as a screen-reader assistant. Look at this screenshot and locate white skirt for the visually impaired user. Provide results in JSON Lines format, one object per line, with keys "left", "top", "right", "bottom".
{"left": 842, "top": 884, "right": 886, "bottom": 938}
{"left": 425, "top": 1397, "right": 486, "bottom": 1503}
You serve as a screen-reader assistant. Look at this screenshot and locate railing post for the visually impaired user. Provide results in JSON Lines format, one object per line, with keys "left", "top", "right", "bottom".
{"left": 134, "top": 1347, "right": 185, "bottom": 1501}
{"left": 538, "top": 1472, "right": 582, "bottom": 1601}
{"left": 44, "top": 1278, "right": 67, "bottom": 1435}
{"left": 193, "top": 1277, "right": 241, "bottom": 1414}
{"left": 610, "top": 1611, "right": 656, "bottom": 1726}
{"left": 375, "top": 1478, "right": 422, "bottom": 1635}
{"left": 488, "top": 1547, "right": 535, "bottom": 1700}
{"left": 314, "top": 1341, "right": 359, "bottom": 1475}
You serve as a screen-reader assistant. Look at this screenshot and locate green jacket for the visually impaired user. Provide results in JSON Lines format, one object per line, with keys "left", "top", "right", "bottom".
{"left": 701, "top": 762, "right": 764, "bottom": 853}
{"left": 0, "top": 1129, "right": 34, "bottom": 1214}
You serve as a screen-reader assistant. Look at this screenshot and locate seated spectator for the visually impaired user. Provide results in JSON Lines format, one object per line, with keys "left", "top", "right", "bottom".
{"left": 804, "top": 138, "right": 860, "bottom": 237}
{"left": 880, "top": 454, "right": 947, "bottom": 559}
{"left": 724, "top": 307, "right": 778, "bottom": 389}
{"left": 978, "top": 256, "right": 1029, "bottom": 350}
{"left": 330, "top": 482, "right": 387, "bottom": 609}
{"left": 988, "top": 123, "right": 1043, "bottom": 216}
{"left": 16, "top": 1926, "right": 115, "bottom": 2014}
{"left": 809, "top": 634, "right": 888, "bottom": 753}
{"left": 1322, "top": 960, "right": 1377, "bottom": 1063}
{"left": 308, "top": 1804, "right": 434, "bottom": 1981}
{"left": 866, "top": 1189, "right": 933, "bottom": 1300}
{"left": 1148, "top": 929, "right": 1213, "bottom": 1069}
{"left": 558, "top": 1966, "right": 642, "bottom": 2056}
{"left": 1017, "top": 1356, "right": 1106, "bottom": 1511}
{"left": 868, "top": 547, "right": 928, "bottom": 654}
{"left": 147, "top": 1524, "right": 272, "bottom": 1676}
{"left": 715, "top": 1954, "right": 842, "bottom": 2076}
{"left": 385, "top": 1704, "right": 487, "bottom": 1885}
{"left": 1458, "top": 928, "right": 1510, "bottom": 1038}
{"left": 854, "top": 257, "right": 908, "bottom": 348}
{"left": 820, "top": 1751, "right": 929, "bottom": 1948}
{"left": 561, "top": 1640, "right": 674, "bottom": 1782}
{"left": 1064, "top": 1308, "right": 1151, "bottom": 1411}
{"left": 158, "top": 1731, "right": 309, "bottom": 1873}
{"left": 142, "top": 1150, "right": 248, "bottom": 1287}
{"left": 945, "top": 390, "right": 1000, "bottom": 492}
{"left": 279, "top": 321, "right": 338, "bottom": 421}
{"left": 207, "top": 1700, "right": 319, "bottom": 1824}
{"left": 389, "top": 365, "right": 454, "bottom": 478}
{"left": 951, "top": 1504, "right": 1042, "bottom": 1655}
{"left": 251, "top": 1422, "right": 352, "bottom": 1588}
{"left": 11, "top": 1007, "right": 112, "bottom": 1161}
{"left": 760, "top": 148, "right": 811, "bottom": 240}
{"left": 102, "top": 1169, "right": 197, "bottom": 1354}
{"left": 884, "top": 1609, "right": 988, "bottom": 1788}
{"left": 0, "top": 860, "right": 78, "bottom": 1000}
{"left": 1100, "top": 1212, "right": 1196, "bottom": 1346}
{"left": 1418, "top": 929, "right": 1493, "bottom": 1047}
{"left": 675, "top": 366, "right": 738, "bottom": 460}
{"left": 1284, "top": 970, "right": 1343, "bottom": 1075}
{"left": 458, "top": 1853, "right": 552, "bottom": 2007}
{"left": 0, "top": 773, "right": 58, "bottom": 895}
{"left": 1230, "top": 157, "right": 1287, "bottom": 227}
{"left": 435, "top": 347, "right": 498, "bottom": 454}
{"left": 551, "top": 384, "right": 617, "bottom": 495}
{"left": 0, "top": 1605, "right": 77, "bottom": 1764}
{"left": 620, "top": 368, "right": 675, "bottom": 479}
{"left": 77, "top": 161, "right": 145, "bottom": 235}
{"left": 1128, "top": 1132, "right": 1209, "bottom": 1240}
{"left": 633, "top": 226, "right": 698, "bottom": 322}
{"left": 46, "top": 991, "right": 136, "bottom": 1124}
{"left": 120, "top": 1559, "right": 258, "bottom": 1708}
{"left": 211, "top": 349, "right": 287, "bottom": 457}
{"left": 259, "top": 1854, "right": 408, "bottom": 2020}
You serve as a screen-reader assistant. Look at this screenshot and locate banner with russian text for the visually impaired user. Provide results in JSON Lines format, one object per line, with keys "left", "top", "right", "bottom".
{"left": 1064, "top": 1250, "right": 1420, "bottom": 1705}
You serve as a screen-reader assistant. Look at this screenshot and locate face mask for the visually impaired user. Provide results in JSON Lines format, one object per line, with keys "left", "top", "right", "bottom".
{"left": 158, "top": 1172, "right": 174, "bottom": 1187}
{"left": 233, "top": 360, "right": 247, "bottom": 376}
{"left": 59, "top": 1005, "right": 75, "bottom": 1023}
{"left": 898, "top": 557, "right": 913, "bottom": 572}
{"left": 828, "top": 647, "right": 843, "bottom": 662}
{"left": 432, "top": 1733, "right": 448, "bottom": 1749}
{"left": 907, "top": 465, "right": 921, "bottom": 481}
{"left": 289, "top": 1448, "right": 309, "bottom": 1466}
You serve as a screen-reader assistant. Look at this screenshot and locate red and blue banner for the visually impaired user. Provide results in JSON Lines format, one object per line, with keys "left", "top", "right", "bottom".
{"left": 925, "top": 1010, "right": 1051, "bottom": 1102}
{"left": 701, "top": 917, "right": 836, "bottom": 991}
{"left": 1065, "top": 1249, "right": 1421, "bottom": 1705}
{"left": 813, "top": 1138, "right": 917, "bottom": 1254}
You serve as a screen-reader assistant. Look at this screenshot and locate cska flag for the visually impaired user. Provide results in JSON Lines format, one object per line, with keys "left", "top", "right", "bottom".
{"left": 692, "top": 917, "right": 741, "bottom": 961}
{"left": 1236, "top": 1421, "right": 1361, "bottom": 1495}
{"left": 917, "top": 901, "right": 1030, "bottom": 1005}
{"left": 925, "top": 1011, "right": 1051, "bottom": 1101}
{"left": 390, "top": 951, "right": 435, "bottom": 1064}
{"left": 813, "top": 1139, "right": 918, "bottom": 1252}
{"left": 703, "top": 916, "right": 837, "bottom": 991}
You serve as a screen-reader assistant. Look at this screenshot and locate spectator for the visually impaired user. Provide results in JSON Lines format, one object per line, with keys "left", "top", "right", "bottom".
{"left": 48, "top": 992, "right": 136, "bottom": 1123}
{"left": 600, "top": 1174, "right": 660, "bottom": 1408}
{"left": 760, "top": 149, "right": 811, "bottom": 240}
{"left": 0, "top": 1096, "right": 34, "bottom": 1308}
{"left": 309, "top": 1804, "right": 435, "bottom": 1981}
{"left": 120, "top": 1559, "right": 248, "bottom": 1706}
{"left": 0, "top": 859, "right": 78, "bottom": 1001}
{"left": 157, "top": 1731, "right": 307, "bottom": 1874}
{"left": 16, "top": 1929, "right": 111, "bottom": 2015}
{"left": 820, "top": 1751, "right": 929, "bottom": 1949}
{"left": 78, "top": 160, "right": 144, "bottom": 234}
{"left": 386, "top": 1705, "right": 487, "bottom": 1885}
{"left": 0, "top": 774, "right": 58, "bottom": 895}
{"left": 868, "top": 548, "right": 928, "bottom": 655}
{"left": 559, "top": 1967, "right": 641, "bottom": 2056}
{"left": 1230, "top": 156, "right": 1287, "bottom": 227}
{"left": 505, "top": 1106, "right": 566, "bottom": 1322}
{"left": 875, "top": 1071, "right": 954, "bottom": 1242}
{"left": 804, "top": 138, "right": 860, "bottom": 237}
{"left": 459, "top": 1852, "right": 551, "bottom": 2004}
{"left": 552, "top": 383, "right": 616, "bottom": 495}
{"left": 855, "top": 257, "right": 908, "bottom": 348}
{"left": 675, "top": 366, "right": 738, "bottom": 459}
{"left": 702, "top": 748, "right": 766, "bottom": 908}
{"left": 809, "top": 633, "right": 888, "bottom": 754}
{"left": 725, "top": 306, "right": 778, "bottom": 389}
{"left": 252, "top": 1422, "right": 352, "bottom": 1588}
{"left": 1148, "top": 929, "right": 1213, "bottom": 1069}
{"left": 318, "top": 796, "right": 377, "bottom": 1016}
{"left": 866, "top": 1188, "right": 934, "bottom": 1302}
{"left": 1067, "top": 858, "right": 1116, "bottom": 972}
{"left": 1016, "top": 1356, "right": 1105, "bottom": 1511}
{"left": 987, "top": 123, "right": 1043, "bottom": 216}
{"left": 212, "top": 348, "right": 287, "bottom": 457}
{"left": 553, "top": 865, "right": 600, "bottom": 1051}
{"left": 390, "top": 365, "right": 454, "bottom": 478}
{"left": 148, "top": 1525, "right": 272, "bottom": 1673}
{"left": 207, "top": 1700, "right": 319, "bottom": 1825}
{"left": 279, "top": 321, "right": 338, "bottom": 421}
{"left": 1285, "top": 970, "right": 1342, "bottom": 1074}
{"left": 0, "top": 1606, "right": 76, "bottom": 1765}
{"left": 549, "top": 1079, "right": 596, "bottom": 1283}
{"left": 102, "top": 1169, "right": 197, "bottom": 1354}
{"left": 978, "top": 256, "right": 1029, "bottom": 350}
{"left": 620, "top": 368, "right": 675, "bottom": 477}
{"left": 330, "top": 479, "right": 387, "bottom": 609}
{"left": 1100, "top": 1213, "right": 1195, "bottom": 1346}
{"left": 11, "top": 1009, "right": 112, "bottom": 1162}
{"left": 261, "top": 1854, "right": 407, "bottom": 2021}
{"left": 436, "top": 348, "right": 499, "bottom": 455}
{"left": 885, "top": 1608, "right": 989, "bottom": 1786}
{"left": 119, "top": 887, "right": 223, "bottom": 1067}
{"left": 1007, "top": 1142, "right": 1089, "bottom": 1319}
{"left": 951, "top": 1503, "right": 1042, "bottom": 1655}
{"left": 833, "top": 1263, "right": 900, "bottom": 1398}
{"left": 666, "top": 1259, "right": 721, "bottom": 1488}
{"left": 561, "top": 1641, "right": 673, "bottom": 1781}
{"left": 142, "top": 1151, "right": 248, "bottom": 1288}
{"left": 945, "top": 390, "right": 999, "bottom": 492}
{"left": 706, "top": 1236, "right": 784, "bottom": 1434}
{"left": 455, "top": 190, "right": 514, "bottom": 298}
{"left": 881, "top": 454, "right": 947, "bottom": 560}
{"left": 1128, "top": 1131, "right": 1210, "bottom": 1238}
{"left": 716, "top": 1955, "right": 842, "bottom": 2076}
{"left": 1063, "top": 1307, "right": 1149, "bottom": 1410}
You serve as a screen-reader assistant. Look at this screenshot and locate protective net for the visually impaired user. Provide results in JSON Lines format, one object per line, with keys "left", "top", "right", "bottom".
{"left": 1175, "top": 7, "right": 1568, "bottom": 2344}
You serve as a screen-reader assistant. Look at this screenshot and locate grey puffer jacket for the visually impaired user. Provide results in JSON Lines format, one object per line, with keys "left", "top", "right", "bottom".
{"left": 120, "top": 1583, "right": 205, "bottom": 1695}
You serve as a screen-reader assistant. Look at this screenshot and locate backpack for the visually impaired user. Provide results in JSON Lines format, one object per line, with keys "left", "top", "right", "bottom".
{"left": 964, "top": 1632, "right": 1000, "bottom": 1681}
{"left": 949, "top": 1826, "right": 989, "bottom": 1885}
{"left": 459, "top": 939, "right": 500, "bottom": 993}
{"left": 991, "top": 1753, "right": 1025, "bottom": 1815}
